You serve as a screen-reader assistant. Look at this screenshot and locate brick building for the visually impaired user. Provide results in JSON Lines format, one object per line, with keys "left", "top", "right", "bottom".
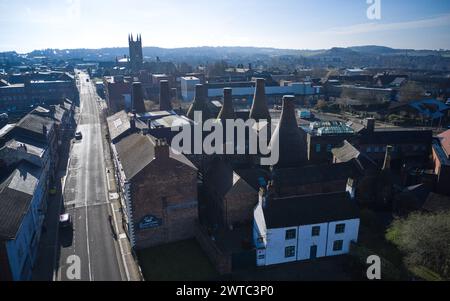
{"left": 112, "top": 133, "right": 198, "bottom": 250}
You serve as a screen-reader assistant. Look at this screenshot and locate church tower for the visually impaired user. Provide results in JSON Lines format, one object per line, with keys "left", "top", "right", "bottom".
{"left": 128, "top": 33, "right": 143, "bottom": 74}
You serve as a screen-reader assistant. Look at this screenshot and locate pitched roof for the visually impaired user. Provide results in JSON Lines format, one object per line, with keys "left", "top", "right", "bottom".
{"left": 0, "top": 162, "right": 42, "bottom": 240}
{"left": 359, "top": 128, "right": 432, "bottom": 145}
{"left": 264, "top": 192, "right": 359, "bottom": 229}
{"left": 114, "top": 133, "right": 196, "bottom": 180}
{"left": 114, "top": 133, "right": 155, "bottom": 179}
{"left": 15, "top": 112, "right": 54, "bottom": 140}
{"left": 205, "top": 159, "right": 256, "bottom": 198}
{"left": 272, "top": 161, "right": 361, "bottom": 188}
{"left": 332, "top": 140, "right": 377, "bottom": 171}
{"left": 107, "top": 110, "right": 147, "bottom": 142}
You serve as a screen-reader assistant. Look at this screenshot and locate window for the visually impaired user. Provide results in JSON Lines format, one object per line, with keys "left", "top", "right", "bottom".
{"left": 316, "top": 144, "right": 321, "bottom": 153}
{"left": 327, "top": 144, "right": 332, "bottom": 152}
{"left": 333, "top": 240, "right": 344, "bottom": 251}
{"left": 367, "top": 147, "right": 372, "bottom": 153}
{"left": 335, "top": 223, "right": 346, "bottom": 234}
{"left": 285, "top": 229, "right": 297, "bottom": 240}
{"left": 312, "top": 226, "right": 321, "bottom": 237}
{"left": 285, "top": 246, "right": 296, "bottom": 258}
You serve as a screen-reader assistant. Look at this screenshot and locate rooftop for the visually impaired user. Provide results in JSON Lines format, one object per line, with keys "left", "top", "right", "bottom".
{"left": 0, "top": 162, "right": 42, "bottom": 240}
{"left": 264, "top": 192, "right": 359, "bottom": 229}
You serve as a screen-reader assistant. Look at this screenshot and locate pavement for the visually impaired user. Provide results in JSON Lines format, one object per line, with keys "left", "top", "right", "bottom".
{"left": 32, "top": 71, "right": 142, "bottom": 281}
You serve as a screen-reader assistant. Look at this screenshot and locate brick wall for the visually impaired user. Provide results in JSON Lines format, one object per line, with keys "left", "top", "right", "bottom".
{"left": 131, "top": 156, "right": 198, "bottom": 250}
{"left": 0, "top": 240, "right": 12, "bottom": 281}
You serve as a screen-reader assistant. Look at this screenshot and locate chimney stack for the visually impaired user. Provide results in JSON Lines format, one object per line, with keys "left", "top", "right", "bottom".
{"left": 129, "top": 113, "right": 136, "bottom": 130}
{"left": 154, "top": 138, "right": 170, "bottom": 160}
{"left": 217, "top": 88, "right": 235, "bottom": 121}
{"left": 159, "top": 80, "right": 172, "bottom": 111}
{"left": 270, "top": 95, "right": 307, "bottom": 168}
{"left": 187, "top": 84, "right": 211, "bottom": 121}
{"left": 364, "top": 118, "right": 375, "bottom": 133}
{"left": 249, "top": 78, "right": 271, "bottom": 122}
{"left": 383, "top": 145, "right": 393, "bottom": 171}
{"left": 132, "top": 82, "right": 146, "bottom": 114}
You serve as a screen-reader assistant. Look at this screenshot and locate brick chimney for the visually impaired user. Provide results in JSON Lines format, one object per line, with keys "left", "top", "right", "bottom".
{"left": 364, "top": 118, "right": 375, "bottom": 133}
{"left": 217, "top": 88, "right": 235, "bottom": 121}
{"left": 154, "top": 138, "right": 170, "bottom": 160}
{"left": 186, "top": 84, "right": 211, "bottom": 121}
{"left": 383, "top": 145, "right": 393, "bottom": 171}
{"left": 270, "top": 95, "right": 307, "bottom": 168}
{"left": 159, "top": 80, "right": 172, "bottom": 111}
{"left": 129, "top": 114, "right": 136, "bottom": 130}
{"left": 249, "top": 78, "right": 271, "bottom": 122}
{"left": 132, "top": 82, "right": 146, "bottom": 114}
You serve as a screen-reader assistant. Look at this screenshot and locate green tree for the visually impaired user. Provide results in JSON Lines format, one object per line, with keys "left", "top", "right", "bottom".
{"left": 386, "top": 212, "right": 450, "bottom": 280}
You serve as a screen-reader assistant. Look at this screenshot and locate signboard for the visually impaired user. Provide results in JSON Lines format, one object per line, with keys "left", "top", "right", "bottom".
{"left": 138, "top": 215, "right": 163, "bottom": 230}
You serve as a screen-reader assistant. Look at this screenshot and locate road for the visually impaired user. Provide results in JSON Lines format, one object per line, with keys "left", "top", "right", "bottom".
{"left": 57, "top": 72, "right": 124, "bottom": 281}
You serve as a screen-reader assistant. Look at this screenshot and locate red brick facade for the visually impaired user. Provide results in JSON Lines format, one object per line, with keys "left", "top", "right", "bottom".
{"left": 130, "top": 154, "right": 198, "bottom": 250}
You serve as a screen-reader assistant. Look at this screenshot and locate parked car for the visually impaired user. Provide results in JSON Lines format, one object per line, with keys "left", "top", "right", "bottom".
{"left": 75, "top": 131, "right": 83, "bottom": 140}
{"left": 59, "top": 214, "right": 73, "bottom": 229}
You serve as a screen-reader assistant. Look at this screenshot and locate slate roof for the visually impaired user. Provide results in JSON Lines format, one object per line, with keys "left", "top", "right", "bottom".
{"left": 0, "top": 162, "right": 42, "bottom": 240}
{"left": 114, "top": 133, "right": 155, "bottom": 180}
{"left": 264, "top": 192, "right": 360, "bottom": 229}
{"left": 359, "top": 128, "right": 432, "bottom": 145}
{"left": 114, "top": 133, "right": 196, "bottom": 180}
{"left": 332, "top": 140, "right": 377, "bottom": 171}
{"left": 272, "top": 161, "right": 361, "bottom": 187}
{"left": 15, "top": 113, "right": 54, "bottom": 140}
{"left": 107, "top": 110, "right": 147, "bottom": 143}
{"left": 205, "top": 159, "right": 256, "bottom": 198}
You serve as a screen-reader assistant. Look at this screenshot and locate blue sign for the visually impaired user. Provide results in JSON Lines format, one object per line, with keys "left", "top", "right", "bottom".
{"left": 138, "top": 215, "right": 162, "bottom": 230}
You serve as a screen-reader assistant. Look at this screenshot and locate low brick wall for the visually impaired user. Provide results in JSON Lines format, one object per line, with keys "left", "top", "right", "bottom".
{"left": 194, "top": 223, "right": 232, "bottom": 275}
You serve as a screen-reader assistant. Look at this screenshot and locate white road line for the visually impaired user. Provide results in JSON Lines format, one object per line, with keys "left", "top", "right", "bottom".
{"left": 82, "top": 78, "right": 93, "bottom": 282}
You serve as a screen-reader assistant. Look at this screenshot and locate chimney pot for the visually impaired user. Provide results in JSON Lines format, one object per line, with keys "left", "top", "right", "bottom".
{"left": 159, "top": 80, "right": 172, "bottom": 111}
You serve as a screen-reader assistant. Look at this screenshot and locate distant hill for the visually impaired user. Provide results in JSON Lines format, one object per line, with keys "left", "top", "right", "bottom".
{"left": 2, "top": 45, "right": 450, "bottom": 71}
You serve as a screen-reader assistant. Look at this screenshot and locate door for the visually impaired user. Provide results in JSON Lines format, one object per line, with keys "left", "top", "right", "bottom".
{"left": 310, "top": 245, "right": 318, "bottom": 259}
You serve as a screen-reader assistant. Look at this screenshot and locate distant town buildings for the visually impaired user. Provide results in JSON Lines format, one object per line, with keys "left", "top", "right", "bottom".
{"left": 0, "top": 72, "right": 78, "bottom": 116}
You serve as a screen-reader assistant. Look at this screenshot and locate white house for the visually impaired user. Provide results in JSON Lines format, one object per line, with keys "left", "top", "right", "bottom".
{"left": 181, "top": 76, "right": 201, "bottom": 102}
{"left": 253, "top": 191, "right": 360, "bottom": 267}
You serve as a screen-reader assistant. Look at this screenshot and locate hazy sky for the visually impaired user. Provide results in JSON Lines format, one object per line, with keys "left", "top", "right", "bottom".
{"left": 1, "top": 0, "right": 450, "bottom": 52}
